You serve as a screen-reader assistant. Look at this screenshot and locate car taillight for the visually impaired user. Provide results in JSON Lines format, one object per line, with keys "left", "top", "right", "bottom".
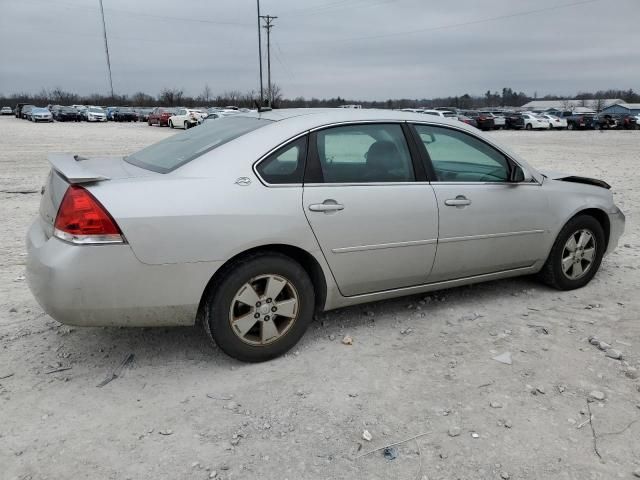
{"left": 53, "top": 185, "right": 124, "bottom": 245}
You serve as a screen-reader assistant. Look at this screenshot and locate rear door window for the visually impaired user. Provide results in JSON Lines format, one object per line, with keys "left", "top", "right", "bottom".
{"left": 314, "top": 124, "right": 415, "bottom": 183}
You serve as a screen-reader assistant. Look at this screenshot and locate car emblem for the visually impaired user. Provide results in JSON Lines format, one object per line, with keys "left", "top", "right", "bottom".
{"left": 235, "top": 177, "right": 251, "bottom": 186}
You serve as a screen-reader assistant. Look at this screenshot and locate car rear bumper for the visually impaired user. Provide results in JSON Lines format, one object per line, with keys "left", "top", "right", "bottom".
{"left": 26, "top": 218, "right": 222, "bottom": 327}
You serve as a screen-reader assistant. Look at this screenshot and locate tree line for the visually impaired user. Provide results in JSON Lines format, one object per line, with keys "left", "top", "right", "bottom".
{"left": 1, "top": 85, "right": 638, "bottom": 110}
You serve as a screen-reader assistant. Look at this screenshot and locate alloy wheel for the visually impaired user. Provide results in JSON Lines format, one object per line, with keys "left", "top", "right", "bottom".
{"left": 229, "top": 274, "right": 299, "bottom": 346}
{"left": 561, "top": 229, "right": 596, "bottom": 280}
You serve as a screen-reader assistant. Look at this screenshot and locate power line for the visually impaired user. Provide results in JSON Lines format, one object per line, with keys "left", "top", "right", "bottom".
{"left": 280, "top": 0, "right": 602, "bottom": 45}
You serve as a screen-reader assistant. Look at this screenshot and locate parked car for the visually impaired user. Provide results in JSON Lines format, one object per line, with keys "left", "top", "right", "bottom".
{"left": 421, "top": 109, "right": 458, "bottom": 118}
{"left": 538, "top": 114, "right": 567, "bottom": 129}
{"left": 611, "top": 114, "right": 638, "bottom": 130}
{"left": 85, "top": 106, "right": 107, "bottom": 122}
{"left": 30, "top": 107, "right": 53, "bottom": 123}
{"left": 148, "top": 107, "right": 177, "bottom": 126}
{"left": 457, "top": 114, "right": 478, "bottom": 128}
{"left": 21, "top": 105, "right": 36, "bottom": 120}
{"left": 113, "top": 107, "right": 138, "bottom": 122}
{"left": 521, "top": 114, "right": 550, "bottom": 130}
{"left": 558, "top": 111, "right": 595, "bottom": 130}
{"left": 26, "top": 110, "right": 625, "bottom": 362}
{"left": 105, "top": 107, "right": 119, "bottom": 121}
{"left": 460, "top": 111, "right": 494, "bottom": 131}
{"left": 14, "top": 103, "right": 27, "bottom": 118}
{"left": 135, "top": 108, "right": 153, "bottom": 122}
{"left": 52, "top": 106, "right": 81, "bottom": 122}
{"left": 168, "top": 108, "right": 204, "bottom": 129}
{"left": 1, "top": 106, "right": 13, "bottom": 115}
{"left": 479, "top": 111, "right": 506, "bottom": 129}
{"left": 504, "top": 112, "right": 524, "bottom": 130}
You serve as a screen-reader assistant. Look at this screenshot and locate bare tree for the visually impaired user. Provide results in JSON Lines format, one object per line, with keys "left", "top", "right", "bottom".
{"left": 158, "top": 88, "right": 184, "bottom": 106}
{"left": 268, "top": 83, "right": 283, "bottom": 107}
{"left": 199, "top": 84, "right": 213, "bottom": 104}
{"left": 592, "top": 98, "right": 605, "bottom": 112}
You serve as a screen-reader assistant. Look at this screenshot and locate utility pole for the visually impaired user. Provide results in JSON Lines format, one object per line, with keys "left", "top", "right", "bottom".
{"left": 259, "top": 14, "right": 277, "bottom": 107}
{"left": 256, "top": 0, "right": 264, "bottom": 107}
{"left": 98, "top": 0, "right": 114, "bottom": 99}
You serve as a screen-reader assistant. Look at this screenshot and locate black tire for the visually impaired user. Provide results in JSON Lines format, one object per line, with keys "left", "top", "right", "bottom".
{"left": 525, "top": 123, "right": 532, "bottom": 130}
{"left": 168, "top": 120, "right": 174, "bottom": 129}
{"left": 184, "top": 121, "right": 189, "bottom": 130}
{"left": 537, "top": 215, "right": 606, "bottom": 290}
{"left": 568, "top": 123, "right": 575, "bottom": 131}
{"left": 203, "top": 252, "right": 315, "bottom": 362}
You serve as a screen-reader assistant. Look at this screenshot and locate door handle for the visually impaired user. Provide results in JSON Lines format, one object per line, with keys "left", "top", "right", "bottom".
{"left": 309, "top": 200, "right": 344, "bottom": 212}
{"left": 444, "top": 196, "right": 471, "bottom": 207}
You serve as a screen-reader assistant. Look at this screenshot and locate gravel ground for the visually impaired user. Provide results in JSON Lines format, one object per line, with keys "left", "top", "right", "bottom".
{"left": 0, "top": 117, "right": 638, "bottom": 480}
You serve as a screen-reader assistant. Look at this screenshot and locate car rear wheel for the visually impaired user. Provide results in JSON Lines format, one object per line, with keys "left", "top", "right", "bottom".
{"left": 568, "top": 123, "right": 575, "bottom": 130}
{"left": 537, "top": 215, "right": 605, "bottom": 291}
{"left": 168, "top": 120, "right": 174, "bottom": 128}
{"left": 204, "top": 252, "right": 315, "bottom": 362}
{"left": 184, "top": 121, "right": 189, "bottom": 129}
{"left": 525, "top": 123, "right": 532, "bottom": 130}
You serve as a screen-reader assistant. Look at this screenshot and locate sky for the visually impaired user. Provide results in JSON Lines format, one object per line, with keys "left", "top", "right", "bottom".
{"left": 1, "top": 0, "right": 639, "bottom": 100}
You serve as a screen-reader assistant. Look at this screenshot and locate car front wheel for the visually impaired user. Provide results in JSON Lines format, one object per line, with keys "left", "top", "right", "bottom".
{"left": 538, "top": 215, "right": 605, "bottom": 290}
{"left": 204, "top": 252, "right": 315, "bottom": 362}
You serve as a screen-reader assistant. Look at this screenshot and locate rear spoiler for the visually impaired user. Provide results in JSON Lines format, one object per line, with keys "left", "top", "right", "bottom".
{"left": 48, "top": 153, "right": 110, "bottom": 184}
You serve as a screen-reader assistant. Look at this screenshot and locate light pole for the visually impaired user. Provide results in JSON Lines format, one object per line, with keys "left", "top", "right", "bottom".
{"left": 257, "top": 0, "right": 264, "bottom": 107}
{"left": 98, "top": 0, "right": 114, "bottom": 99}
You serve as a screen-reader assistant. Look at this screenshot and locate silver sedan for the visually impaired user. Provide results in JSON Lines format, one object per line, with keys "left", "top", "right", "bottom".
{"left": 27, "top": 109, "right": 625, "bottom": 361}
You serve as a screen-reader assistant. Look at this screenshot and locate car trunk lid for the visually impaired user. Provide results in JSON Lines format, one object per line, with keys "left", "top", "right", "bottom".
{"left": 39, "top": 154, "right": 157, "bottom": 237}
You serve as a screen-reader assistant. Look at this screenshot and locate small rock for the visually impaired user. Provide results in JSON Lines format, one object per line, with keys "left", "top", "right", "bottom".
{"left": 328, "top": 334, "right": 336, "bottom": 341}
{"left": 605, "top": 349, "right": 623, "bottom": 360}
{"left": 536, "top": 386, "right": 546, "bottom": 395}
{"left": 471, "top": 432, "right": 479, "bottom": 438}
{"left": 448, "top": 427, "right": 461, "bottom": 437}
{"left": 191, "top": 462, "right": 200, "bottom": 469}
{"left": 225, "top": 401, "right": 239, "bottom": 410}
{"left": 400, "top": 327, "right": 413, "bottom": 335}
{"left": 9, "top": 307, "right": 17, "bottom": 313}
{"left": 501, "top": 473, "right": 510, "bottom": 480}
{"left": 598, "top": 341, "right": 611, "bottom": 351}
{"left": 209, "top": 471, "right": 217, "bottom": 479}
{"left": 492, "top": 352, "right": 512, "bottom": 365}
{"left": 362, "top": 429, "right": 372, "bottom": 442}
{"left": 633, "top": 469, "right": 640, "bottom": 478}
{"left": 219, "top": 463, "right": 230, "bottom": 471}
{"left": 158, "top": 429, "right": 173, "bottom": 435}
{"left": 557, "top": 385, "right": 566, "bottom": 393}
{"left": 567, "top": 418, "right": 576, "bottom": 425}
{"left": 589, "top": 390, "right": 606, "bottom": 401}
{"left": 342, "top": 335, "right": 353, "bottom": 346}
{"left": 490, "top": 401, "right": 503, "bottom": 409}
{"left": 589, "top": 337, "right": 600, "bottom": 346}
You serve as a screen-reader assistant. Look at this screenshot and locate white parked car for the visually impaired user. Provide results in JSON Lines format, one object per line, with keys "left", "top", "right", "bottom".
{"left": 480, "top": 111, "right": 506, "bottom": 129}
{"left": 86, "top": 107, "right": 107, "bottom": 122}
{"left": 168, "top": 108, "right": 205, "bottom": 129}
{"left": 422, "top": 109, "right": 458, "bottom": 119}
{"left": 1, "top": 106, "right": 13, "bottom": 115}
{"left": 522, "top": 114, "right": 550, "bottom": 130}
{"left": 538, "top": 114, "right": 568, "bottom": 129}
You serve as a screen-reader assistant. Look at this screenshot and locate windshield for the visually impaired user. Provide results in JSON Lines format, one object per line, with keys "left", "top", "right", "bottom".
{"left": 125, "top": 116, "right": 272, "bottom": 173}
{"left": 89, "top": 107, "right": 104, "bottom": 113}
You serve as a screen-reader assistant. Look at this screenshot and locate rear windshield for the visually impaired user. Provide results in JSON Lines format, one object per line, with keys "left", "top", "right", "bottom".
{"left": 125, "top": 116, "right": 272, "bottom": 173}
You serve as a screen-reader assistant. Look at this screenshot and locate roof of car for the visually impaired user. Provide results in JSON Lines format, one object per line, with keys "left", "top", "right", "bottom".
{"left": 235, "top": 107, "right": 472, "bottom": 131}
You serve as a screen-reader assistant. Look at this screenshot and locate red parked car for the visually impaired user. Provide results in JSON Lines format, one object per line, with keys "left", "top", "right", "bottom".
{"left": 147, "top": 107, "right": 177, "bottom": 127}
